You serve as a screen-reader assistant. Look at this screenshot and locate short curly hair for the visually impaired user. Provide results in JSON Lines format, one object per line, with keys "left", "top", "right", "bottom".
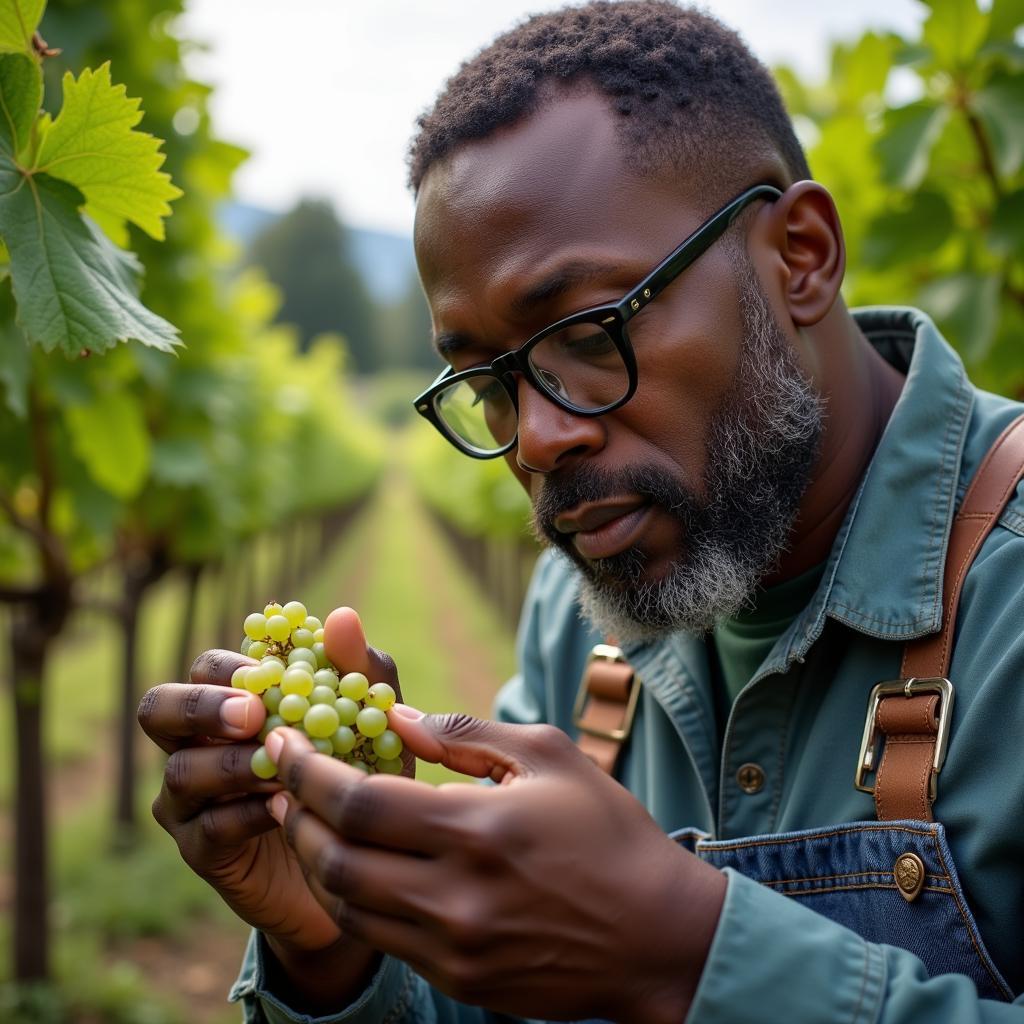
{"left": 408, "top": 1, "right": 811, "bottom": 206}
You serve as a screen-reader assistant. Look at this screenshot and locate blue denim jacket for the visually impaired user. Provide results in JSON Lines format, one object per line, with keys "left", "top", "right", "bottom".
{"left": 232, "top": 308, "right": 1024, "bottom": 1022}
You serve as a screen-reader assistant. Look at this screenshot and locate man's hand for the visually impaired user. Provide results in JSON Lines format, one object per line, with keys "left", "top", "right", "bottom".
{"left": 138, "top": 607, "right": 401, "bottom": 1013}
{"left": 263, "top": 706, "right": 728, "bottom": 1023}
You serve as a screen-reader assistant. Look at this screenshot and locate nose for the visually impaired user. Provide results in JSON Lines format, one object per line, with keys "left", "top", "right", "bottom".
{"left": 513, "top": 375, "right": 606, "bottom": 474}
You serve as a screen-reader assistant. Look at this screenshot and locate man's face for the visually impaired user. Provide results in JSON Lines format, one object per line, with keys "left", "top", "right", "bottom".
{"left": 414, "top": 90, "right": 824, "bottom": 640}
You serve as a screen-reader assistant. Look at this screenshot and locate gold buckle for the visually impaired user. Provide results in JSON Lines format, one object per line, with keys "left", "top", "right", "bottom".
{"left": 572, "top": 644, "right": 641, "bottom": 742}
{"left": 854, "top": 677, "right": 955, "bottom": 797}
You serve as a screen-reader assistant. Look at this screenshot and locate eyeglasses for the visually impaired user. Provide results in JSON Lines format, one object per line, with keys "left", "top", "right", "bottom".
{"left": 413, "top": 183, "right": 782, "bottom": 459}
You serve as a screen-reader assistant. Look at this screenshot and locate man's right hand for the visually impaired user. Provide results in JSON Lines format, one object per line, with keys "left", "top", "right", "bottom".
{"left": 138, "top": 607, "right": 399, "bottom": 1013}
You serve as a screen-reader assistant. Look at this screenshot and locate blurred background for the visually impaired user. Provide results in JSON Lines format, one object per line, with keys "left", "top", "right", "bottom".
{"left": 0, "top": 0, "right": 1020, "bottom": 1020}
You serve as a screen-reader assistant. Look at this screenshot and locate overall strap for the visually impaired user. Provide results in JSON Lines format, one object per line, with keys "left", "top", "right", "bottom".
{"left": 866, "top": 413, "right": 1024, "bottom": 821}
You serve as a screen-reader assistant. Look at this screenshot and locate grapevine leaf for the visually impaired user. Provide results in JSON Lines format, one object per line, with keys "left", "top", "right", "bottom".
{"left": 875, "top": 101, "right": 949, "bottom": 189}
{"left": 971, "top": 73, "right": 1024, "bottom": 179}
{"left": 862, "top": 191, "right": 954, "bottom": 266}
{"left": 921, "top": 0, "right": 989, "bottom": 69}
{"left": 987, "top": 0, "right": 1024, "bottom": 43}
{"left": 64, "top": 389, "right": 150, "bottom": 499}
{"left": 988, "top": 188, "right": 1024, "bottom": 255}
{"left": 919, "top": 272, "right": 1001, "bottom": 363}
{"left": 0, "top": 0, "right": 44, "bottom": 56}
{"left": 0, "top": 320, "right": 28, "bottom": 417}
{"left": 0, "top": 163, "right": 180, "bottom": 354}
{"left": 35, "top": 62, "right": 182, "bottom": 240}
{"left": 0, "top": 52, "right": 39, "bottom": 158}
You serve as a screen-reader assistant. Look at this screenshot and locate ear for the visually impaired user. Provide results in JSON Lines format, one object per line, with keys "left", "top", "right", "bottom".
{"left": 753, "top": 181, "right": 845, "bottom": 328}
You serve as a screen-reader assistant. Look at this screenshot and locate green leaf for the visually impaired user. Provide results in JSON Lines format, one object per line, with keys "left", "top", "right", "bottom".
{"left": 987, "top": 0, "right": 1024, "bottom": 43}
{"left": 0, "top": 319, "right": 28, "bottom": 416}
{"left": 921, "top": 0, "right": 990, "bottom": 69}
{"left": 971, "top": 72, "right": 1024, "bottom": 179}
{"left": 875, "top": 102, "right": 949, "bottom": 189}
{"left": 919, "top": 272, "right": 1002, "bottom": 362}
{"left": 151, "top": 436, "right": 210, "bottom": 486}
{"left": 862, "top": 191, "right": 955, "bottom": 267}
{"left": 64, "top": 389, "right": 150, "bottom": 499}
{"left": 35, "top": 62, "right": 182, "bottom": 240}
{"left": 0, "top": 52, "right": 39, "bottom": 157}
{"left": 0, "top": 162, "right": 180, "bottom": 355}
{"left": 988, "top": 188, "right": 1024, "bottom": 255}
{"left": 0, "top": 1, "right": 44, "bottom": 56}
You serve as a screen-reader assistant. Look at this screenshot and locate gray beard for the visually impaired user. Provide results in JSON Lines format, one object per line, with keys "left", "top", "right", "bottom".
{"left": 531, "top": 260, "right": 826, "bottom": 643}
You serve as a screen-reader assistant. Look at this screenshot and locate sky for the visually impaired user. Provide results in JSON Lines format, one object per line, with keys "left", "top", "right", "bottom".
{"left": 178, "top": 0, "right": 927, "bottom": 237}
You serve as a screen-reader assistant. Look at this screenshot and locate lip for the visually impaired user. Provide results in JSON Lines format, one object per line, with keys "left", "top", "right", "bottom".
{"left": 554, "top": 500, "right": 651, "bottom": 561}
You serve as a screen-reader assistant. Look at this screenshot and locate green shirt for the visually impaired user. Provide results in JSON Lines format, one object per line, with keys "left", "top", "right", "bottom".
{"left": 232, "top": 307, "right": 1024, "bottom": 1022}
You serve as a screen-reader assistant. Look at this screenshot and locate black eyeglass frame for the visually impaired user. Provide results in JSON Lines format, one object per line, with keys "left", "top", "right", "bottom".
{"left": 413, "top": 183, "right": 783, "bottom": 459}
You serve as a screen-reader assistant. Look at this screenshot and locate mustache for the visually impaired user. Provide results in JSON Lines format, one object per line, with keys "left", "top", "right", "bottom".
{"left": 531, "top": 463, "right": 703, "bottom": 549}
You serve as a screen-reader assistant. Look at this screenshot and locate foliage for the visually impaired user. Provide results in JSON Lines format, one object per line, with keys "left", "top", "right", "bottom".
{"left": 775, "top": 0, "right": 1024, "bottom": 395}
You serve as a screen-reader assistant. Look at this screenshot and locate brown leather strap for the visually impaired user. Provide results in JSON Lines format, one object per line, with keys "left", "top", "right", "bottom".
{"left": 873, "top": 413, "right": 1024, "bottom": 821}
{"left": 573, "top": 647, "right": 639, "bottom": 774}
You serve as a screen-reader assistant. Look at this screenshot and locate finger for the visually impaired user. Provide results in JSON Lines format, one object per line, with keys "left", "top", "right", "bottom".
{"left": 266, "top": 727, "right": 449, "bottom": 854}
{"left": 190, "top": 648, "right": 254, "bottom": 686}
{"left": 323, "top": 607, "right": 400, "bottom": 692}
{"left": 269, "top": 792, "right": 435, "bottom": 921}
{"left": 138, "top": 683, "right": 266, "bottom": 754}
{"left": 386, "top": 706, "right": 566, "bottom": 782}
{"left": 160, "top": 742, "right": 282, "bottom": 822}
{"left": 189, "top": 794, "right": 280, "bottom": 847}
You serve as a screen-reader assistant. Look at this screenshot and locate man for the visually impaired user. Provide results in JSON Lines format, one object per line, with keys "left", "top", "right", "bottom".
{"left": 139, "top": 2, "right": 1024, "bottom": 1021}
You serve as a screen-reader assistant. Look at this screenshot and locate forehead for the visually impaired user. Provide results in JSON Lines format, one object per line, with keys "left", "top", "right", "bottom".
{"left": 413, "top": 90, "right": 701, "bottom": 301}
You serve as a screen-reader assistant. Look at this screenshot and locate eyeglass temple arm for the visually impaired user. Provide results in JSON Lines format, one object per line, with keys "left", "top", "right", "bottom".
{"left": 617, "top": 184, "right": 783, "bottom": 324}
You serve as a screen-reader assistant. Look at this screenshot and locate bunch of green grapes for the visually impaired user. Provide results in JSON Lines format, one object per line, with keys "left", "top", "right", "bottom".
{"left": 232, "top": 600, "right": 404, "bottom": 779}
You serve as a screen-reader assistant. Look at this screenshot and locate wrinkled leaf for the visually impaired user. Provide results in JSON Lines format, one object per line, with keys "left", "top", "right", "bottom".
{"left": 0, "top": 52, "right": 39, "bottom": 157}
{"left": 922, "top": 0, "right": 990, "bottom": 68}
{"left": 875, "top": 101, "right": 949, "bottom": 189}
{"left": 972, "top": 72, "right": 1024, "bottom": 179}
{"left": 0, "top": 163, "right": 180, "bottom": 355}
{"left": 919, "top": 272, "right": 1002, "bottom": 362}
{"left": 862, "top": 191, "right": 955, "bottom": 267}
{"left": 35, "top": 62, "right": 182, "bottom": 240}
{"left": 64, "top": 389, "right": 150, "bottom": 498}
{"left": 0, "top": 0, "right": 44, "bottom": 56}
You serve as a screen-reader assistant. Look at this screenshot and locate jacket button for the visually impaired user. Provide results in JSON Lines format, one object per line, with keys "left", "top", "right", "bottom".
{"left": 736, "top": 763, "right": 765, "bottom": 794}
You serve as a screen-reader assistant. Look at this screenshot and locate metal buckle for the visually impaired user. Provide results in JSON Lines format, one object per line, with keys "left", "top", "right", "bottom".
{"left": 572, "top": 643, "right": 641, "bottom": 742}
{"left": 854, "top": 677, "right": 955, "bottom": 797}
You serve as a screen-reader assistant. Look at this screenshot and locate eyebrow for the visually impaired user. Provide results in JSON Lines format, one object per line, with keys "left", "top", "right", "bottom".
{"left": 433, "top": 259, "right": 621, "bottom": 359}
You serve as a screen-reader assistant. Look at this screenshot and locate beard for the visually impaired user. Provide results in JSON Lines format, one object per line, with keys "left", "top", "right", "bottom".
{"left": 530, "top": 258, "right": 826, "bottom": 643}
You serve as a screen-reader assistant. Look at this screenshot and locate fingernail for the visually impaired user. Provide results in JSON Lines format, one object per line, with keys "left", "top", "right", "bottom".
{"left": 220, "top": 696, "right": 250, "bottom": 731}
{"left": 267, "top": 793, "right": 288, "bottom": 824}
{"left": 264, "top": 728, "right": 284, "bottom": 762}
{"left": 389, "top": 703, "right": 424, "bottom": 721}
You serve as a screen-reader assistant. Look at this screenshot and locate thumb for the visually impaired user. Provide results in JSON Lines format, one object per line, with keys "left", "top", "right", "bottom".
{"left": 387, "top": 704, "right": 567, "bottom": 783}
{"left": 323, "top": 607, "right": 399, "bottom": 691}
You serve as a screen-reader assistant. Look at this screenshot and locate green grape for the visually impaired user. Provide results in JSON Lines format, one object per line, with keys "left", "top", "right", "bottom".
{"left": 240, "top": 636, "right": 252, "bottom": 656}
{"left": 356, "top": 706, "right": 387, "bottom": 738}
{"left": 376, "top": 757, "right": 403, "bottom": 775}
{"left": 372, "top": 729, "right": 403, "bottom": 760}
{"left": 365, "top": 682, "right": 397, "bottom": 711}
{"left": 287, "top": 648, "right": 318, "bottom": 670}
{"left": 245, "top": 664, "right": 274, "bottom": 695}
{"left": 279, "top": 694, "right": 310, "bottom": 723}
{"left": 304, "top": 616, "right": 323, "bottom": 633}
{"left": 309, "top": 685, "right": 337, "bottom": 706}
{"left": 281, "top": 668, "right": 314, "bottom": 697}
{"left": 339, "top": 672, "right": 369, "bottom": 701}
{"left": 305, "top": 703, "right": 341, "bottom": 738}
{"left": 260, "top": 713, "right": 287, "bottom": 741}
{"left": 250, "top": 746, "right": 278, "bottom": 780}
{"left": 231, "top": 666, "right": 250, "bottom": 689}
{"left": 264, "top": 601, "right": 284, "bottom": 618}
{"left": 312, "top": 668, "right": 338, "bottom": 691}
{"left": 334, "top": 697, "right": 359, "bottom": 725}
{"left": 248, "top": 640, "right": 269, "bottom": 660}
{"left": 312, "top": 737, "right": 334, "bottom": 755}
{"left": 244, "top": 612, "right": 268, "bottom": 640}
{"left": 262, "top": 686, "right": 284, "bottom": 714}
{"left": 331, "top": 725, "right": 357, "bottom": 755}
{"left": 312, "top": 642, "right": 329, "bottom": 669}
{"left": 282, "top": 601, "right": 308, "bottom": 628}
{"left": 313, "top": 628, "right": 325, "bottom": 643}
{"left": 348, "top": 760, "right": 372, "bottom": 774}
{"left": 266, "top": 614, "right": 291, "bottom": 642}
{"left": 291, "top": 628, "right": 315, "bottom": 649}
{"left": 260, "top": 658, "right": 285, "bottom": 686}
